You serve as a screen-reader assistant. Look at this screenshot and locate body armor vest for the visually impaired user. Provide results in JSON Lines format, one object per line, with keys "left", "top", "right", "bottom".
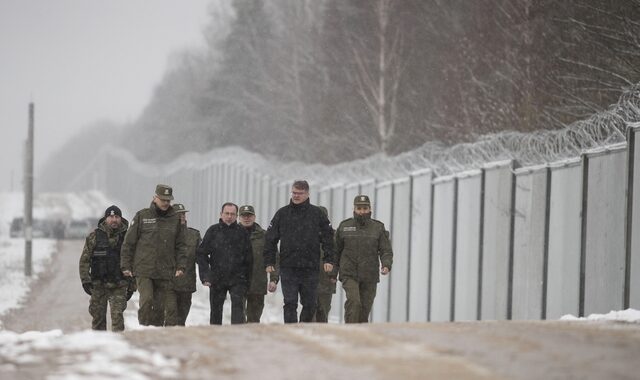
{"left": 90, "top": 229, "right": 124, "bottom": 282}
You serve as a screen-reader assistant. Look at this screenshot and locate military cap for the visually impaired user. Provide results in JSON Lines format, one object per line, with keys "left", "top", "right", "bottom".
{"left": 173, "top": 203, "right": 188, "bottom": 213}
{"left": 354, "top": 195, "right": 371, "bottom": 206}
{"left": 104, "top": 205, "right": 122, "bottom": 218}
{"left": 239, "top": 205, "right": 255, "bottom": 215}
{"left": 155, "top": 184, "right": 174, "bottom": 200}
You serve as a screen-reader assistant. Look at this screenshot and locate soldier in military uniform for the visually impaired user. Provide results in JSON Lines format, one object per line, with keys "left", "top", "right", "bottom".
{"left": 121, "top": 184, "right": 187, "bottom": 327}
{"left": 79, "top": 205, "right": 133, "bottom": 331}
{"left": 172, "top": 203, "right": 201, "bottom": 326}
{"left": 336, "top": 195, "right": 393, "bottom": 323}
{"left": 314, "top": 206, "right": 337, "bottom": 323}
{"left": 238, "top": 205, "right": 278, "bottom": 323}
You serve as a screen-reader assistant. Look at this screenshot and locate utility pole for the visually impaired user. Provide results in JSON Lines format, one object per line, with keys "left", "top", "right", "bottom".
{"left": 24, "top": 102, "right": 34, "bottom": 277}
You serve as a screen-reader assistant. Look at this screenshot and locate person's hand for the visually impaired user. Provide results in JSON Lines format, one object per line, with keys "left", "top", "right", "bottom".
{"left": 203, "top": 281, "right": 212, "bottom": 287}
{"left": 324, "top": 263, "right": 333, "bottom": 273}
{"left": 266, "top": 266, "right": 275, "bottom": 273}
{"left": 122, "top": 270, "right": 133, "bottom": 277}
{"left": 268, "top": 281, "right": 277, "bottom": 293}
{"left": 175, "top": 270, "right": 184, "bottom": 277}
{"left": 126, "top": 290, "right": 134, "bottom": 301}
{"left": 381, "top": 267, "right": 390, "bottom": 275}
{"left": 82, "top": 282, "right": 93, "bottom": 295}
{"left": 330, "top": 278, "right": 337, "bottom": 284}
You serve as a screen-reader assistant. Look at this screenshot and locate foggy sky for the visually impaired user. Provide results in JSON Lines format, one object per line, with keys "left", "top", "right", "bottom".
{"left": 0, "top": 0, "right": 213, "bottom": 192}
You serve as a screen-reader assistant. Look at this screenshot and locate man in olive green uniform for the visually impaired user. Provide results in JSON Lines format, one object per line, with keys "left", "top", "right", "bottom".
{"left": 336, "top": 195, "right": 393, "bottom": 323}
{"left": 79, "top": 205, "right": 133, "bottom": 331}
{"left": 314, "top": 206, "right": 337, "bottom": 323}
{"left": 172, "top": 203, "right": 201, "bottom": 326}
{"left": 239, "top": 205, "right": 278, "bottom": 323}
{"left": 121, "top": 184, "right": 187, "bottom": 327}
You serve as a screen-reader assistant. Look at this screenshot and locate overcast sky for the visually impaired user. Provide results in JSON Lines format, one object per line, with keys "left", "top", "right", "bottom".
{"left": 0, "top": 0, "right": 213, "bottom": 192}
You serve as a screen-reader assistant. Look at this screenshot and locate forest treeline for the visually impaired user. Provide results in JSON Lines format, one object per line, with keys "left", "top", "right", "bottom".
{"left": 45, "top": 0, "right": 640, "bottom": 188}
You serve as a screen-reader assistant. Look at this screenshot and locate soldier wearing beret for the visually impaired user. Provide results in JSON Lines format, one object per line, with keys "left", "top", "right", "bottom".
{"left": 336, "top": 195, "right": 393, "bottom": 323}
{"left": 121, "top": 184, "right": 187, "bottom": 326}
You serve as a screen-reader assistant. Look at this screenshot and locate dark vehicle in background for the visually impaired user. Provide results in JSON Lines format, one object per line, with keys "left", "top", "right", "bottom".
{"left": 10, "top": 217, "right": 23, "bottom": 238}
{"left": 65, "top": 219, "right": 92, "bottom": 239}
{"left": 10, "top": 217, "right": 56, "bottom": 238}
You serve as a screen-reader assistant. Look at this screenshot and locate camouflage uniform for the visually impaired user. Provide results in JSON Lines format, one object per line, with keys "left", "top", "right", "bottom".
{"left": 245, "top": 222, "right": 279, "bottom": 323}
{"left": 121, "top": 201, "right": 187, "bottom": 326}
{"left": 313, "top": 206, "right": 337, "bottom": 323}
{"left": 336, "top": 197, "right": 393, "bottom": 323}
{"left": 79, "top": 218, "right": 130, "bottom": 331}
{"left": 173, "top": 226, "right": 201, "bottom": 326}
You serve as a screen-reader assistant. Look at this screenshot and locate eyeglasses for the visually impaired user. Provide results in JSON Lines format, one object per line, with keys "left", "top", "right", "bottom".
{"left": 291, "top": 191, "right": 307, "bottom": 196}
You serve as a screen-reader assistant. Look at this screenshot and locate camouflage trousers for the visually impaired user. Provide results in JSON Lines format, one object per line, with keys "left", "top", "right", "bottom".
{"left": 137, "top": 277, "right": 177, "bottom": 326}
{"left": 89, "top": 281, "right": 128, "bottom": 332}
{"left": 175, "top": 291, "right": 193, "bottom": 326}
{"left": 245, "top": 293, "right": 265, "bottom": 323}
{"left": 342, "top": 278, "right": 377, "bottom": 323}
{"left": 313, "top": 293, "right": 333, "bottom": 323}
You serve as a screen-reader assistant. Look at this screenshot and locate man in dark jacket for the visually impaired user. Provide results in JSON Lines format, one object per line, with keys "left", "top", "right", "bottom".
{"left": 121, "top": 184, "right": 187, "bottom": 327}
{"left": 239, "top": 205, "right": 278, "bottom": 323}
{"left": 264, "top": 180, "right": 336, "bottom": 323}
{"left": 79, "top": 205, "right": 132, "bottom": 331}
{"left": 197, "top": 202, "right": 253, "bottom": 324}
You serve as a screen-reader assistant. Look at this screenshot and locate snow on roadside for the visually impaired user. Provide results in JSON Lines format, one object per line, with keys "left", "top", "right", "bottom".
{"left": 0, "top": 238, "right": 56, "bottom": 325}
{"left": 560, "top": 309, "right": 640, "bottom": 323}
{"left": 0, "top": 329, "right": 179, "bottom": 380}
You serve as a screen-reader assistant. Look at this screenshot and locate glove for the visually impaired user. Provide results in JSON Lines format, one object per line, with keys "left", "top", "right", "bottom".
{"left": 126, "top": 290, "right": 134, "bottom": 301}
{"left": 82, "top": 282, "right": 93, "bottom": 295}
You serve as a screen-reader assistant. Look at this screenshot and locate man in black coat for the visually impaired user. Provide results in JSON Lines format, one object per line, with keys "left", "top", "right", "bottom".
{"left": 264, "top": 180, "right": 336, "bottom": 323}
{"left": 197, "top": 202, "right": 252, "bottom": 324}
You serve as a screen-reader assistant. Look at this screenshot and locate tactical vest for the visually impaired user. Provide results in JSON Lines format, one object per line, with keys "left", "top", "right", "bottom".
{"left": 90, "top": 229, "right": 124, "bottom": 282}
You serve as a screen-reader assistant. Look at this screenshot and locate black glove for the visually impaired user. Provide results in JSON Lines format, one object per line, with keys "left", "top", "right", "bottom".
{"left": 126, "top": 290, "right": 134, "bottom": 301}
{"left": 82, "top": 282, "right": 93, "bottom": 295}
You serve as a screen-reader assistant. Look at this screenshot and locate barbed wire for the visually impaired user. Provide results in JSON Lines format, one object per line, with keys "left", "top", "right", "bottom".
{"left": 100, "top": 82, "right": 640, "bottom": 187}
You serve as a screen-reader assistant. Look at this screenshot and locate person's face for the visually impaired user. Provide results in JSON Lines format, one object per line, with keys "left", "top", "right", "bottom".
{"left": 354, "top": 205, "right": 371, "bottom": 216}
{"left": 239, "top": 213, "right": 256, "bottom": 227}
{"left": 153, "top": 195, "right": 171, "bottom": 211}
{"left": 178, "top": 213, "right": 187, "bottom": 225}
{"left": 105, "top": 215, "right": 122, "bottom": 229}
{"left": 291, "top": 187, "right": 309, "bottom": 205}
{"left": 220, "top": 205, "right": 238, "bottom": 225}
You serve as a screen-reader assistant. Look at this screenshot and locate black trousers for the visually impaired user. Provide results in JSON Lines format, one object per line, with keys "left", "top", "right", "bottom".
{"left": 280, "top": 267, "right": 319, "bottom": 323}
{"left": 209, "top": 282, "right": 247, "bottom": 325}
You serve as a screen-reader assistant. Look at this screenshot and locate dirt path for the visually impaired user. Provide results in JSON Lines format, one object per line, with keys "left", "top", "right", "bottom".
{"left": 1, "top": 240, "right": 91, "bottom": 332}
{"left": 2, "top": 240, "right": 640, "bottom": 379}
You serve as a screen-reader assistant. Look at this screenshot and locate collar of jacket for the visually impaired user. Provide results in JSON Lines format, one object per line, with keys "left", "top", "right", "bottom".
{"left": 219, "top": 219, "right": 240, "bottom": 229}
{"left": 98, "top": 218, "right": 129, "bottom": 235}
{"left": 289, "top": 198, "right": 311, "bottom": 210}
{"left": 243, "top": 223, "right": 256, "bottom": 233}
{"left": 149, "top": 202, "right": 175, "bottom": 217}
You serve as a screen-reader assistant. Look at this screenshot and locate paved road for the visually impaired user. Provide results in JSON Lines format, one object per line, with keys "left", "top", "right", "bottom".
{"left": 1, "top": 240, "right": 91, "bottom": 333}
{"left": 2, "top": 239, "right": 640, "bottom": 379}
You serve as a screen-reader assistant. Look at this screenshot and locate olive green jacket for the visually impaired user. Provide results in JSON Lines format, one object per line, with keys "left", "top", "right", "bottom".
{"left": 336, "top": 216, "right": 393, "bottom": 283}
{"left": 173, "top": 226, "right": 201, "bottom": 292}
{"left": 317, "top": 250, "right": 338, "bottom": 294}
{"left": 247, "top": 223, "right": 279, "bottom": 295}
{"left": 120, "top": 203, "right": 187, "bottom": 280}
{"left": 79, "top": 218, "right": 129, "bottom": 285}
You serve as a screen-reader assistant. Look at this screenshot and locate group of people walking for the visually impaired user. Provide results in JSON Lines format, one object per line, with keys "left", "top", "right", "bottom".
{"left": 78, "top": 180, "right": 393, "bottom": 331}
